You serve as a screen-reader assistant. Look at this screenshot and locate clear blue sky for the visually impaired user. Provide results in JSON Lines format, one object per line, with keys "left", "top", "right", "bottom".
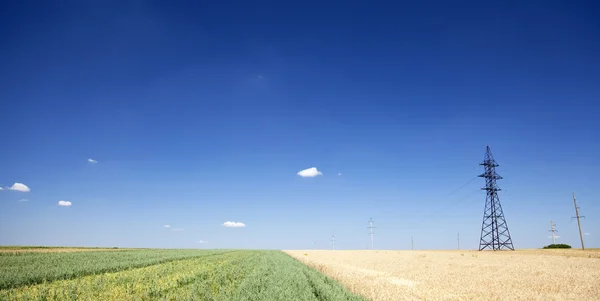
{"left": 1, "top": 1, "right": 598, "bottom": 250}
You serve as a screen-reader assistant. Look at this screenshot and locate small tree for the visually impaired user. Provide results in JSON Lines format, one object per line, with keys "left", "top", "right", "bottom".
{"left": 543, "top": 243, "right": 572, "bottom": 249}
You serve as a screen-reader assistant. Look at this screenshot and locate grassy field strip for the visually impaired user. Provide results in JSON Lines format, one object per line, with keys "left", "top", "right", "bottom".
{"left": 0, "top": 247, "right": 134, "bottom": 254}
{"left": 160, "top": 251, "right": 367, "bottom": 300}
{"left": 0, "top": 246, "right": 137, "bottom": 251}
{"left": 0, "top": 249, "right": 232, "bottom": 290}
{"left": 0, "top": 251, "right": 367, "bottom": 301}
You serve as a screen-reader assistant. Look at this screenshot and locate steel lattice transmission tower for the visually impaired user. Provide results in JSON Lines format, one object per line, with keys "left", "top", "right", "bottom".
{"left": 478, "top": 146, "right": 515, "bottom": 251}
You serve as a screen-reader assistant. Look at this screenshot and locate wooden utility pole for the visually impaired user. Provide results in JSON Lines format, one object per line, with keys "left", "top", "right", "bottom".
{"left": 572, "top": 193, "right": 585, "bottom": 250}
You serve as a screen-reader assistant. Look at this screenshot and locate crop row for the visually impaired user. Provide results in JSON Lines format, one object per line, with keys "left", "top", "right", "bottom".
{"left": 0, "top": 249, "right": 232, "bottom": 290}
{"left": 0, "top": 250, "right": 366, "bottom": 301}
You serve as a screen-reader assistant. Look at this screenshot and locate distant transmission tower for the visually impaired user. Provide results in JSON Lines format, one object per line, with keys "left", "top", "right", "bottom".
{"left": 478, "top": 146, "right": 515, "bottom": 251}
{"left": 331, "top": 234, "right": 336, "bottom": 250}
{"left": 549, "top": 221, "right": 558, "bottom": 244}
{"left": 367, "top": 217, "right": 376, "bottom": 249}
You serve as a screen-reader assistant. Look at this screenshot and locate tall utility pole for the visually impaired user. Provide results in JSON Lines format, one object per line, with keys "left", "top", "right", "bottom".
{"left": 367, "top": 217, "right": 376, "bottom": 250}
{"left": 549, "top": 221, "right": 558, "bottom": 245}
{"left": 478, "top": 146, "right": 515, "bottom": 251}
{"left": 331, "top": 234, "right": 336, "bottom": 250}
{"left": 457, "top": 233, "right": 460, "bottom": 250}
{"left": 411, "top": 236, "right": 414, "bottom": 250}
{"left": 572, "top": 193, "right": 585, "bottom": 250}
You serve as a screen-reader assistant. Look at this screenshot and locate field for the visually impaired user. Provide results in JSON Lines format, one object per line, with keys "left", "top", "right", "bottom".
{"left": 2, "top": 247, "right": 599, "bottom": 301}
{"left": 0, "top": 246, "right": 132, "bottom": 253}
{"left": 285, "top": 249, "right": 600, "bottom": 301}
{"left": 0, "top": 248, "right": 365, "bottom": 300}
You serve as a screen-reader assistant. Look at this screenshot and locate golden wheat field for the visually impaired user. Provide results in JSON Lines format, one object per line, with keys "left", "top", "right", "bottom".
{"left": 285, "top": 249, "right": 600, "bottom": 301}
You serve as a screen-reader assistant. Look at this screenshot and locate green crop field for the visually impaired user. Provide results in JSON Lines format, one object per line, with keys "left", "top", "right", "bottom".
{"left": 0, "top": 248, "right": 366, "bottom": 301}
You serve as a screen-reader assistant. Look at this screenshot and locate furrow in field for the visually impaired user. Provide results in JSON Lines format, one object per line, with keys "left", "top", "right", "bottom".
{"left": 0, "top": 249, "right": 233, "bottom": 290}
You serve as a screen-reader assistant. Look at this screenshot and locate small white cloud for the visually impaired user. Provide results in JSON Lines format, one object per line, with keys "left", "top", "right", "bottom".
{"left": 9, "top": 183, "right": 30, "bottom": 192}
{"left": 0, "top": 187, "right": 3, "bottom": 190}
{"left": 171, "top": 228, "right": 184, "bottom": 232}
{"left": 297, "top": 167, "right": 322, "bottom": 178}
{"left": 197, "top": 240, "right": 208, "bottom": 243}
{"left": 164, "top": 225, "right": 171, "bottom": 228}
{"left": 584, "top": 232, "right": 591, "bottom": 236}
{"left": 338, "top": 172, "right": 342, "bottom": 176}
{"left": 223, "top": 221, "right": 246, "bottom": 228}
{"left": 17, "top": 199, "right": 28, "bottom": 202}
{"left": 58, "top": 200, "right": 72, "bottom": 207}
{"left": 88, "top": 158, "right": 98, "bottom": 164}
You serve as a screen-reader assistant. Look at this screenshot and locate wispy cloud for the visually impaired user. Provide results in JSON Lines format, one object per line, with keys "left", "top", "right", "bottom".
{"left": 223, "top": 221, "right": 246, "bottom": 228}
{"left": 171, "top": 228, "right": 184, "bottom": 232}
{"left": 297, "top": 167, "right": 322, "bottom": 178}
{"left": 584, "top": 232, "right": 591, "bottom": 236}
{"left": 17, "top": 199, "right": 28, "bottom": 202}
{"left": 197, "top": 240, "right": 208, "bottom": 243}
{"left": 88, "top": 158, "right": 98, "bottom": 164}
{"left": 338, "top": 172, "right": 342, "bottom": 176}
{"left": 0, "top": 187, "right": 3, "bottom": 190}
{"left": 9, "top": 183, "right": 30, "bottom": 192}
{"left": 58, "top": 200, "right": 72, "bottom": 207}
{"left": 164, "top": 225, "right": 171, "bottom": 228}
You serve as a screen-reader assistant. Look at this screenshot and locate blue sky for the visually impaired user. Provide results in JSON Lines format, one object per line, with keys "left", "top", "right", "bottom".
{"left": 1, "top": 1, "right": 598, "bottom": 250}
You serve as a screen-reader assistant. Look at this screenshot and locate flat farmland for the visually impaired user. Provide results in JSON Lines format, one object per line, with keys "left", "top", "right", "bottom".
{"left": 3, "top": 247, "right": 599, "bottom": 301}
{"left": 285, "top": 249, "right": 600, "bottom": 301}
{"left": 0, "top": 248, "right": 366, "bottom": 301}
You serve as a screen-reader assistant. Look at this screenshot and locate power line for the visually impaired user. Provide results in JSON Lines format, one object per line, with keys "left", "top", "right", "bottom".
{"left": 445, "top": 176, "right": 479, "bottom": 197}
{"left": 426, "top": 185, "right": 486, "bottom": 217}
{"left": 571, "top": 193, "right": 586, "bottom": 250}
{"left": 367, "top": 217, "right": 376, "bottom": 250}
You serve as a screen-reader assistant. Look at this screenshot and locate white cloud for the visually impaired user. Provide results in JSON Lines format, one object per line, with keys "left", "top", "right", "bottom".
{"left": 0, "top": 187, "right": 3, "bottom": 190}
{"left": 584, "top": 232, "right": 591, "bottom": 236}
{"left": 338, "top": 172, "right": 342, "bottom": 176}
{"left": 58, "top": 200, "right": 72, "bottom": 207}
{"left": 8, "top": 183, "right": 30, "bottom": 192}
{"left": 223, "top": 221, "right": 246, "bottom": 228}
{"left": 297, "top": 167, "right": 322, "bottom": 178}
{"left": 88, "top": 158, "right": 98, "bottom": 164}
{"left": 164, "top": 225, "right": 171, "bottom": 228}
{"left": 197, "top": 240, "right": 208, "bottom": 243}
{"left": 17, "top": 199, "right": 28, "bottom": 202}
{"left": 171, "top": 228, "right": 184, "bottom": 232}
